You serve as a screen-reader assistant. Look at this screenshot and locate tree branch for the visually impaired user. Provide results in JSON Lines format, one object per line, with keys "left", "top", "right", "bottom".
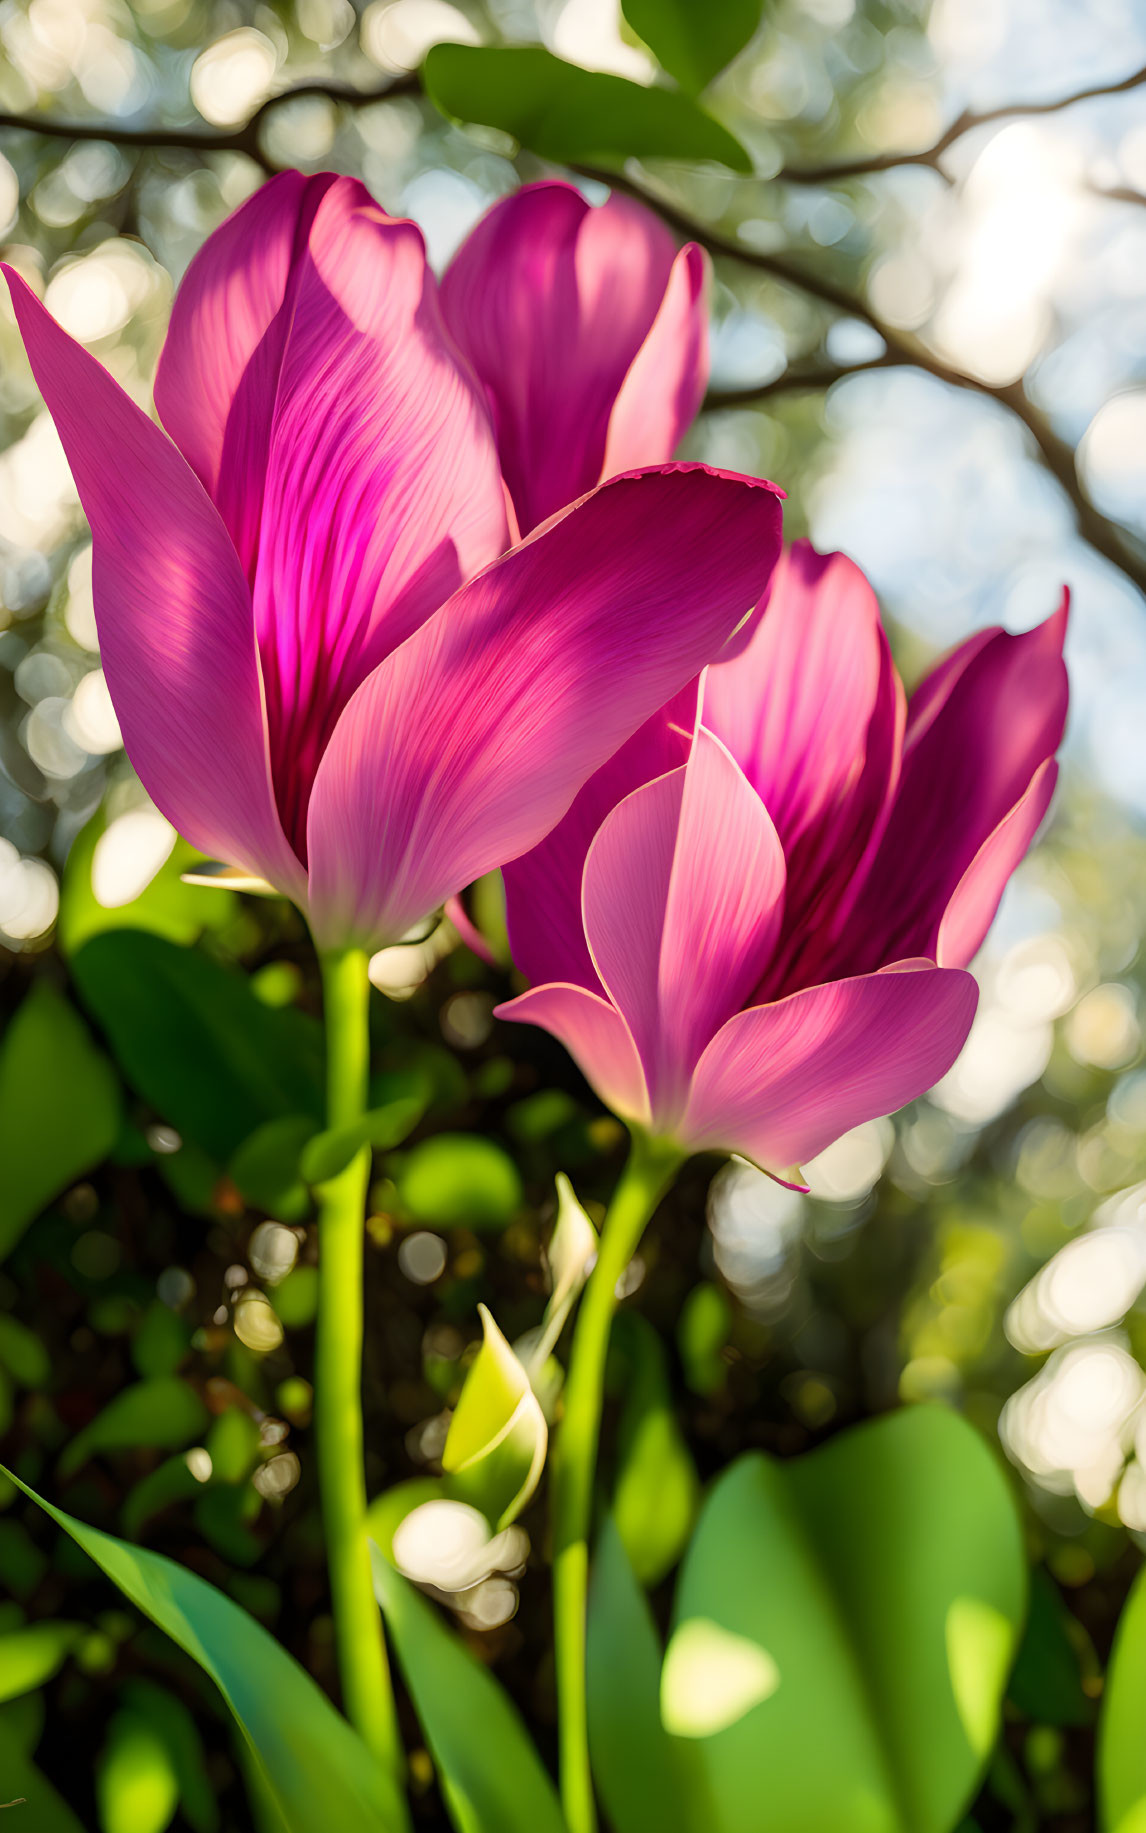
{"left": 775, "top": 61, "right": 1146, "bottom": 185}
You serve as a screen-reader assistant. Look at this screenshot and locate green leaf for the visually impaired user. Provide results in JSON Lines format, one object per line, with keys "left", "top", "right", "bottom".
{"left": 98, "top": 1708, "right": 179, "bottom": 1833}
{"left": 1008, "top": 1568, "right": 1095, "bottom": 1729}
{"left": 677, "top": 1283, "right": 732, "bottom": 1397}
{"left": 5, "top": 1469, "right": 410, "bottom": 1833}
{"left": 71, "top": 932, "right": 324, "bottom": 1161}
{"left": 372, "top": 1553, "right": 566, "bottom": 1833}
{"left": 205, "top": 1408, "right": 261, "bottom": 1485}
{"left": 119, "top": 1680, "right": 219, "bottom": 1833}
{"left": 611, "top": 1313, "right": 699, "bottom": 1587}
{"left": 422, "top": 44, "right": 751, "bottom": 172}
{"left": 622, "top": 0, "right": 763, "bottom": 94}
{"left": 1098, "top": 1559, "right": 1146, "bottom": 1830}
{"left": 121, "top": 1457, "right": 204, "bottom": 1541}
{"left": 59, "top": 1377, "right": 209, "bottom": 1479}
{"left": 57, "top": 806, "right": 236, "bottom": 959}
{"left": 0, "top": 981, "right": 120, "bottom": 1260}
{"left": 442, "top": 1308, "right": 547, "bottom": 1530}
{"left": 0, "top": 1315, "right": 52, "bottom": 1390}
{"left": 300, "top": 1098, "right": 425, "bottom": 1186}
{"left": 0, "top": 1622, "right": 81, "bottom": 1703}
{"left": 398, "top": 1134, "right": 522, "bottom": 1230}
{"left": 587, "top": 1518, "right": 694, "bottom": 1833}
{"left": 0, "top": 1708, "right": 84, "bottom": 1831}
{"left": 670, "top": 1407, "right": 1026, "bottom": 1833}
{"left": 132, "top": 1304, "right": 192, "bottom": 1380}
{"left": 229, "top": 1116, "right": 317, "bottom": 1222}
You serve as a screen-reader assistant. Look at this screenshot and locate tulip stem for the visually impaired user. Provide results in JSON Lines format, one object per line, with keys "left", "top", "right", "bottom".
{"left": 314, "top": 946, "right": 402, "bottom": 1777}
{"left": 551, "top": 1130, "right": 686, "bottom": 1833}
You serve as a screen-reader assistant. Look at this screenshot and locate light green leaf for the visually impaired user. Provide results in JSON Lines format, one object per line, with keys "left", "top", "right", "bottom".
{"left": 4, "top": 1469, "right": 410, "bottom": 1833}
{"left": 372, "top": 1552, "right": 566, "bottom": 1833}
{"left": 661, "top": 1619, "right": 778, "bottom": 1737}
{"left": 0, "top": 981, "right": 120, "bottom": 1261}
{"left": 60, "top": 1377, "right": 209, "bottom": 1479}
{"left": 120, "top": 1680, "right": 218, "bottom": 1833}
{"left": 57, "top": 807, "right": 236, "bottom": 959}
{"left": 0, "top": 1707, "right": 84, "bottom": 1830}
{"left": 398, "top": 1135, "right": 522, "bottom": 1230}
{"left": 586, "top": 1518, "right": 694, "bottom": 1833}
{"left": 622, "top": 0, "right": 763, "bottom": 93}
{"left": 670, "top": 1406, "right": 1026, "bottom": 1833}
{"left": 611, "top": 1313, "right": 699, "bottom": 1587}
{"left": 1098, "top": 1560, "right": 1146, "bottom": 1830}
{"left": 0, "top": 1623, "right": 80, "bottom": 1703}
{"left": 443, "top": 1309, "right": 546, "bottom": 1531}
{"left": 300, "top": 1098, "right": 425, "bottom": 1186}
{"left": 422, "top": 44, "right": 751, "bottom": 172}
{"left": 98, "top": 1709, "right": 179, "bottom": 1833}
{"left": 677, "top": 1283, "right": 732, "bottom": 1397}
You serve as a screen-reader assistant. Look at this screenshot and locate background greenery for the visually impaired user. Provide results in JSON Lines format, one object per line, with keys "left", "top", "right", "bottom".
{"left": 1, "top": 0, "right": 1146, "bottom": 1827}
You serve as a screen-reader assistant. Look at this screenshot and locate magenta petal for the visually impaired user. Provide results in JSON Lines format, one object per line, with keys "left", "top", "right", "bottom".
{"left": 440, "top": 181, "right": 689, "bottom": 533}
{"left": 678, "top": 963, "right": 978, "bottom": 1171}
{"left": 938, "top": 758, "right": 1059, "bottom": 967}
{"left": 494, "top": 984, "right": 649, "bottom": 1123}
{"left": 4, "top": 267, "right": 304, "bottom": 901}
{"left": 304, "top": 464, "right": 783, "bottom": 950}
{"left": 602, "top": 243, "right": 708, "bottom": 477}
{"left": 583, "top": 729, "right": 785, "bottom": 1123}
{"left": 502, "top": 683, "right": 697, "bottom": 993}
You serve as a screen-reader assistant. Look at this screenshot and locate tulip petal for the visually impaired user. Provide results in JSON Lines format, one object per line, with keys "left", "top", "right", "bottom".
{"left": 849, "top": 595, "right": 1068, "bottom": 969}
{"left": 4, "top": 267, "right": 305, "bottom": 901}
{"left": 679, "top": 963, "right": 978, "bottom": 1171}
{"left": 305, "top": 464, "right": 783, "bottom": 950}
{"left": 601, "top": 243, "right": 708, "bottom": 477}
{"left": 937, "top": 758, "right": 1059, "bottom": 968}
{"left": 583, "top": 728, "right": 785, "bottom": 1121}
{"left": 494, "top": 984, "right": 649, "bottom": 1123}
{"left": 440, "top": 181, "right": 690, "bottom": 532}
{"left": 502, "top": 685, "right": 697, "bottom": 992}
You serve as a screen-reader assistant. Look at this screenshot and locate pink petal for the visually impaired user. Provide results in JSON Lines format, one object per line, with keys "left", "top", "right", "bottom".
{"left": 583, "top": 729, "right": 785, "bottom": 1124}
{"left": 679, "top": 963, "right": 978, "bottom": 1171}
{"left": 493, "top": 984, "right": 649, "bottom": 1124}
{"left": 445, "top": 893, "right": 497, "bottom": 966}
{"left": 502, "top": 684, "right": 697, "bottom": 993}
{"left": 440, "top": 181, "right": 694, "bottom": 533}
{"left": 4, "top": 266, "right": 305, "bottom": 901}
{"left": 848, "top": 594, "right": 1069, "bottom": 970}
{"left": 601, "top": 243, "right": 709, "bottom": 477}
{"left": 304, "top": 464, "right": 783, "bottom": 951}
{"left": 937, "top": 758, "right": 1059, "bottom": 968}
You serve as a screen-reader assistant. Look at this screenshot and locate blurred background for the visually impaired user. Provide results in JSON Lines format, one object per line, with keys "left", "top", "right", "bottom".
{"left": 1, "top": 0, "right": 1145, "bottom": 1827}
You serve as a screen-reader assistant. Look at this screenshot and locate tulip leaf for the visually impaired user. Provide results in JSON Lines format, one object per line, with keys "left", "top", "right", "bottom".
{"left": 622, "top": 0, "right": 764, "bottom": 94}
{"left": 57, "top": 806, "right": 236, "bottom": 959}
{"left": 3, "top": 1469, "right": 410, "bottom": 1833}
{"left": 669, "top": 1406, "right": 1026, "bottom": 1833}
{"left": 300, "top": 1098, "right": 426, "bottom": 1186}
{"left": 0, "top": 981, "right": 120, "bottom": 1261}
{"left": 1097, "top": 1559, "right": 1146, "bottom": 1830}
{"left": 372, "top": 1552, "right": 566, "bottom": 1833}
{"left": 422, "top": 44, "right": 751, "bottom": 172}
{"left": 71, "top": 931, "right": 324, "bottom": 1161}
{"left": 0, "top": 1708, "right": 85, "bottom": 1831}
{"left": 610, "top": 1312, "right": 699, "bottom": 1588}
{"left": 59, "top": 1377, "right": 209, "bottom": 1479}
{"left": 587, "top": 1517, "right": 694, "bottom": 1833}
{"left": 397, "top": 1135, "right": 522, "bottom": 1230}
{"left": 442, "top": 1308, "right": 547, "bottom": 1530}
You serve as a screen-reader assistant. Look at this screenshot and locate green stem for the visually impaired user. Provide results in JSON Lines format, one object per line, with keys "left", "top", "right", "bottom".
{"left": 314, "top": 946, "right": 401, "bottom": 1774}
{"left": 551, "top": 1131, "right": 686, "bottom": 1833}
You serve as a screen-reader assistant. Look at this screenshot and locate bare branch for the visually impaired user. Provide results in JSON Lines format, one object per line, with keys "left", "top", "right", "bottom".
{"left": 775, "top": 61, "right": 1146, "bottom": 185}
{"left": 1090, "top": 182, "right": 1146, "bottom": 209}
{"left": 706, "top": 356, "right": 896, "bottom": 407}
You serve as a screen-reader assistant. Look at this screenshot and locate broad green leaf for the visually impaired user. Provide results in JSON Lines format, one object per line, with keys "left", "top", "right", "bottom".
{"left": 0, "top": 981, "right": 120, "bottom": 1260}
{"left": 422, "top": 44, "right": 751, "bottom": 172}
{"left": 442, "top": 1308, "right": 546, "bottom": 1530}
{"left": 671, "top": 1407, "right": 1026, "bottom": 1833}
{"left": 71, "top": 931, "right": 324, "bottom": 1161}
{"left": 97, "top": 1709, "right": 179, "bottom": 1833}
{"left": 57, "top": 806, "right": 236, "bottom": 959}
{"left": 1099, "top": 1559, "right": 1146, "bottom": 1830}
{"left": 229, "top": 1116, "right": 317, "bottom": 1222}
{"left": 0, "top": 1708, "right": 84, "bottom": 1831}
{"left": 372, "top": 1552, "right": 566, "bottom": 1833}
{"left": 611, "top": 1313, "right": 699, "bottom": 1587}
{"left": 398, "top": 1135, "right": 522, "bottom": 1230}
{"left": 5, "top": 1470, "right": 410, "bottom": 1833}
{"left": 622, "top": 0, "right": 763, "bottom": 93}
{"left": 587, "top": 1518, "right": 694, "bottom": 1833}
{"left": 0, "top": 1622, "right": 80, "bottom": 1703}
{"left": 1008, "top": 1568, "right": 1095, "bottom": 1728}
{"left": 300, "top": 1098, "right": 425, "bottom": 1186}
{"left": 60, "top": 1377, "right": 209, "bottom": 1478}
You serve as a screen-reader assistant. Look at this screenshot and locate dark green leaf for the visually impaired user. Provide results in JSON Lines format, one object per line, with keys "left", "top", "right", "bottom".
{"left": 5, "top": 1470, "right": 410, "bottom": 1833}
{"left": 0, "top": 1315, "right": 52, "bottom": 1390}
{"left": 300, "top": 1098, "right": 425, "bottom": 1186}
{"left": 372, "top": 1553, "right": 565, "bottom": 1833}
{"left": 132, "top": 1304, "right": 192, "bottom": 1380}
{"left": 422, "top": 44, "right": 751, "bottom": 172}
{"left": 0, "top": 981, "right": 120, "bottom": 1260}
{"left": 611, "top": 1313, "right": 699, "bottom": 1587}
{"left": 397, "top": 1134, "right": 522, "bottom": 1230}
{"left": 59, "top": 1378, "right": 209, "bottom": 1478}
{"left": 71, "top": 932, "right": 324, "bottom": 1161}
{"left": 229, "top": 1116, "right": 318, "bottom": 1222}
{"left": 0, "top": 1708, "right": 85, "bottom": 1830}
{"left": 622, "top": 0, "right": 763, "bottom": 93}
{"left": 1008, "top": 1568, "right": 1096, "bottom": 1728}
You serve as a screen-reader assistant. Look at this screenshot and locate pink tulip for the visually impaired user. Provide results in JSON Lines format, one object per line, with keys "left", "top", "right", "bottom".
{"left": 497, "top": 543, "right": 1069, "bottom": 1176}
{"left": 4, "top": 173, "right": 779, "bottom": 951}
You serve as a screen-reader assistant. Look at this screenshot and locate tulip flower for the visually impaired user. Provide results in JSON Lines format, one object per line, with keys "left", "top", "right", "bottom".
{"left": 3, "top": 173, "right": 779, "bottom": 954}
{"left": 498, "top": 542, "right": 1069, "bottom": 1178}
